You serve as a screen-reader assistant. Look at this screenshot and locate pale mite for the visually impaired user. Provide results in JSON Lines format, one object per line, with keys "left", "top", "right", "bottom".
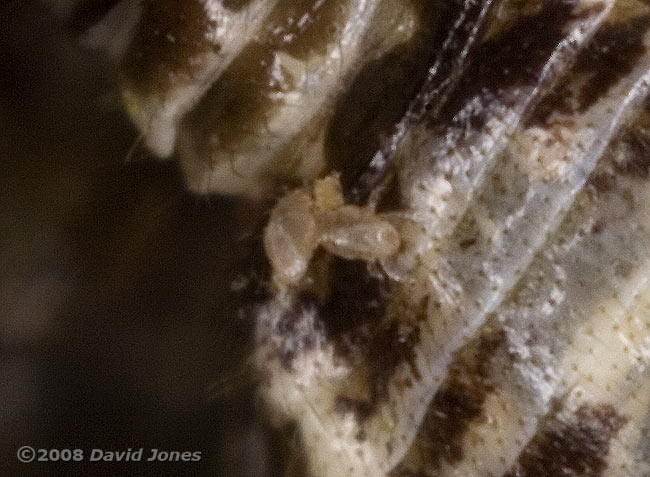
{"left": 263, "top": 175, "right": 400, "bottom": 287}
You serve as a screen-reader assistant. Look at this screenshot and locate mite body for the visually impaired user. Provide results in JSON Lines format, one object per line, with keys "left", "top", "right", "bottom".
{"left": 264, "top": 175, "right": 400, "bottom": 287}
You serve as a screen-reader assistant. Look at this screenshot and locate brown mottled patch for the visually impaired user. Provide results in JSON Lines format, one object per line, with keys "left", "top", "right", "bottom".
{"left": 420, "top": 386, "right": 486, "bottom": 464}
{"left": 328, "top": 286, "right": 428, "bottom": 419}
{"left": 456, "top": 212, "right": 482, "bottom": 250}
{"left": 334, "top": 396, "right": 374, "bottom": 422}
{"left": 505, "top": 404, "right": 627, "bottom": 477}
{"left": 388, "top": 465, "right": 429, "bottom": 477}
{"left": 264, "top": 295, "right": 324, "bottom": 370}
{"left": 591, "top": 220, "right": 605, "bottom": 234}
{"left": 587, "top": 172, "right": 617, "bottom": 194}
{"left": 408, "top": 328, "right": 505, "bottom": 469}
{"left": 527, "top": 80, "right": 576, "bottom": 127}
{"left": 530, "top": 13, "right": 650, "bottom": 126}
{"left": 284, "top": 257, "right": 394, "bottom": 373}
{"left": 588, "top": 112, "right": 650, "bottom": 190}
{"left": 319, "top": 258, "right": 393, "bottom": 338}
{"left": 368, "top": 320, "right": 421, "bottom": 400}
{"left": 459, "top": 238, "right": 478, "bottom": 249}
{"left": 613, "top": 128, "right": 650, "bottom": 179}
{"left": 121, "top": 0, "right": 222, "bottom": 96}
{"left": 434, "top": 0, "right": 580, "bottom": 132}
{"left": 575, "top": 16, "right": 650, "bottom": 113}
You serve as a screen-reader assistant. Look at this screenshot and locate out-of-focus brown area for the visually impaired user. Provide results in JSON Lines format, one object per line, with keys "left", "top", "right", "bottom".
{"left": 0, "top": 3, "right": 284, "bottom": 475}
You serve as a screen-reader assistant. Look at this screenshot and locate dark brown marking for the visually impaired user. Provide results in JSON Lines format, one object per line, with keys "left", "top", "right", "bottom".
{"left": 319, "top": 258, "right": 393, "bottom": 338}
{"left": 575, "top": 16, "right": 650, "bottom": 113}
{"left": 587, "top": 172, "right": 616, "bottom": 194}
{"left": 390, "top": 328, "right": 504, "bottom": 473}
{"left": 457, "top": 212, "right": 482, "bottom": 250}
{"left": 368, "top": 320, "right": 421, "bottom": 401}
{"left": 389, "top": 465, "right": 429, "bottom": 477}
{"left": 296, "top": 258, "right": 393, "bottom": 373}
{"left": 434, "top": 0, "right": 580, "bottom": 132}
{"left": 420, "top": 330, "right": 503, "bottom": 466}
{"left": 505, "top": 404, "right": 627, "bottom": 477}
{"left": 527, "top": 81, "right": 576, "bottom": 127}
{"left": 613, "top": 128, "right": 650, "bottom": 179}
{"left": 459, "top": 238, "right": 478, "bottom": 249}
{"left": 334, "top": 396, "right": 374, "bottom": 422}
{"left": 259, "top": 295, "right": 324, "bottom": 370}
{"left": 530, "top": 14, "right": 650, "bottom": 125}
{"left": 422, "top": 386, "right": 486, "bottom": 462}
{"left": 591, "top": 220, "right": 605, "bottom": 234}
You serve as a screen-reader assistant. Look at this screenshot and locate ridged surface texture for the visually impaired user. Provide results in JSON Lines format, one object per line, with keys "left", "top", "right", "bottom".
{"left": 47, "top": 0, "right": 650, "bottom": 475}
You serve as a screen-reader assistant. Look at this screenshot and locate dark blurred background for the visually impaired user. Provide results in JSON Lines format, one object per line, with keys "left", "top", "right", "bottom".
{"left": 0, "top": 2, "right": 285, "bottom": 475}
